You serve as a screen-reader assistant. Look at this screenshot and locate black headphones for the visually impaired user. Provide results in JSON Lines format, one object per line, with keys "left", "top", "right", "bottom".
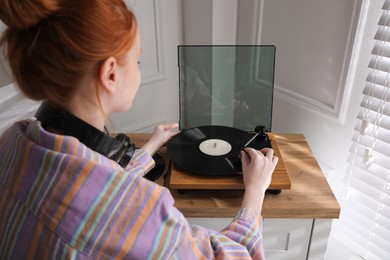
{"left": 35, "top": 102, "right": 164, "bottom": 181}
{"left": 35, "top": 101, "right": 136, "bottom": 167}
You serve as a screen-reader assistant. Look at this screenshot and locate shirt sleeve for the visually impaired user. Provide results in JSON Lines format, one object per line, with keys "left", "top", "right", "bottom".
{"left": 220, "top": 208, "right": 265, "bottom": 259}
{"left": 124, "top": 149, "right": 155, "bottom": 177}
{"left": 146, "top": 190, "right": 265, "bottom": 260}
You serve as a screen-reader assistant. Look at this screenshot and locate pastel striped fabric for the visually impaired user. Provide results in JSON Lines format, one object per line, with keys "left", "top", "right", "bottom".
{"left": 0, "top": 120, "right": 265, "bottom": 259}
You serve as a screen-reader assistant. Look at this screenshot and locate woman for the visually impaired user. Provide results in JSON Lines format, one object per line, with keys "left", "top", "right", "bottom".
{"left": 0, "top": 0, "right": 278, "bottom": 259}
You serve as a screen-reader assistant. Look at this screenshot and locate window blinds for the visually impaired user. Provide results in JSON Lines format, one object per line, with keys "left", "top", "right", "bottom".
{"left": 341, "top": 1, "right": 390, "bottom": 259}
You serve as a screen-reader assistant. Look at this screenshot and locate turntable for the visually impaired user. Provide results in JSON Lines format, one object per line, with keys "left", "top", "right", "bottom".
{"left": 167, "top": 45, "right": 290, "bottom": 193}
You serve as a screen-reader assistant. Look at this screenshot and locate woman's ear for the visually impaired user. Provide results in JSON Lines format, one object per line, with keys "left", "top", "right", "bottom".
{"left": 99, "top": 57, "right": 118, "bottom": 94}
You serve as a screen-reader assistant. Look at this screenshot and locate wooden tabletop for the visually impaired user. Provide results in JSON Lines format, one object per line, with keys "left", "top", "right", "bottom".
{"left": 129, "top": 133, "right": 340, "bottom": 219}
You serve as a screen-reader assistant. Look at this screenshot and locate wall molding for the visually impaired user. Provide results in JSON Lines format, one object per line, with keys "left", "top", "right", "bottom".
{"left": 140, "top": 0, "right": 168, "bottom": 86}
{"left": 338, "top": 0, "right": 372, "bottom": 123}
{"left": 256, "top": 0, "right": 365, "bottom": 123}
{"left": 254, "top": 0, "right": 265, "bottom": 45}
{"left": 274, "top": 84, "right": 341, "bottom": 122}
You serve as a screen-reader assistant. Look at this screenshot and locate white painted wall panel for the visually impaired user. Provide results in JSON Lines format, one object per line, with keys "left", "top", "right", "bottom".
{"left": 262, "top": 0, "right": 356, "bottom": 107}
{"left": 110, "top": 0, "right": 182, "bottom": 133}
{"left": 0, "top": 1, "right": 182, "bottom": 134}
{"left": 261, "top": 0, "right": 361, "bottom": 120}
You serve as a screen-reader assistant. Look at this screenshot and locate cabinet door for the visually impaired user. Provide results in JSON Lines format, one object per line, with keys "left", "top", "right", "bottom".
{"left": 187, "top": 218, "right": 314, "bottom": 260}
{"left": 263, "top": 218, "right": 313, "bottom": 260}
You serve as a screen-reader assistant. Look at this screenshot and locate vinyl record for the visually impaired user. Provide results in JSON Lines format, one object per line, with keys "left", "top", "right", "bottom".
{"left": 167, "top": 125, "right": 266, "bottom": 176}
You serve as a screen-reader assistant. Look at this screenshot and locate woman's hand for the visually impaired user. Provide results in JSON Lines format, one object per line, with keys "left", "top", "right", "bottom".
{"left": 141, "top": 123, "right": 179, "bottom": 156}
{"left": 240, "top": 147, "right": 278, "bottom": 212}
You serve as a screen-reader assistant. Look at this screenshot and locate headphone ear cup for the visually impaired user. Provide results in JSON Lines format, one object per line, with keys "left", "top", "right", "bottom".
{"left": 109, "top": 133, "right": 135, "bottom": 167}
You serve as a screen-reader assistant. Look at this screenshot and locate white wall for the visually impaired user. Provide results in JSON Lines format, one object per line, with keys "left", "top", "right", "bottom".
{"left": 110, "top": 0, "right": 182, "bottom": 133}
{"left": 0, "top": 0, "right": 183, "bottom": 134}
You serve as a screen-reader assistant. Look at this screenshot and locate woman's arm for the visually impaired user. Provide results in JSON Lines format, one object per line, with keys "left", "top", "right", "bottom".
{"left": 241, "top": 147, "right": 278, "bottom": 214}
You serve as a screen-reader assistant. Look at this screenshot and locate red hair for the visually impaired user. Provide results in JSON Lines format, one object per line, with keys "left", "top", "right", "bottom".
{"left": 0, "top": 0, "right": 137, "bottom": 107}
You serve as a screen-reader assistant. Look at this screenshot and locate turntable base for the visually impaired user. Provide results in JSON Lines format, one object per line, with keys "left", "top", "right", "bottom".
{"left": 166, "top": 132, "right": 291, "bottom": 191}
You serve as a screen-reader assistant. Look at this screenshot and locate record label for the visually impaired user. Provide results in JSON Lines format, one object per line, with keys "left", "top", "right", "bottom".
{"left": 199, "top": 139, "right": 232, "bottom": 156}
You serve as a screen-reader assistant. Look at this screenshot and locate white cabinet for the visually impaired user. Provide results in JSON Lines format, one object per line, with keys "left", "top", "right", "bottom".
{"left": 187, "top": 218, "right": 333, "bottom": 260}
{"left": 263, "top": 218, "right": 313, "bottom": 259}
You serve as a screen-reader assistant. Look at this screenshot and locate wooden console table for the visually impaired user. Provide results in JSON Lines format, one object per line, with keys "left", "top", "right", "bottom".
{"left": 129, "top": 133, "right": 340, "bottom": 260}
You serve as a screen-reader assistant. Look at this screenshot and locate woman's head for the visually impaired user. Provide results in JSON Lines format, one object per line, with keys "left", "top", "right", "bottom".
{"left": 0, "top": 0, "right": 138, "bottom": 109}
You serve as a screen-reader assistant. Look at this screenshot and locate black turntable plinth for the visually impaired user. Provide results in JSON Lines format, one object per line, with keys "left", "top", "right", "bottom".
{"left": 166, "top": 132, "right": 291, "bottom": 191}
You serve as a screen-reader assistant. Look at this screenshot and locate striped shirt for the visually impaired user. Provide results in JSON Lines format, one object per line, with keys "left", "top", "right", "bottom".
{"left": 0, "top": 120, "right": 265, "bottom": 259}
